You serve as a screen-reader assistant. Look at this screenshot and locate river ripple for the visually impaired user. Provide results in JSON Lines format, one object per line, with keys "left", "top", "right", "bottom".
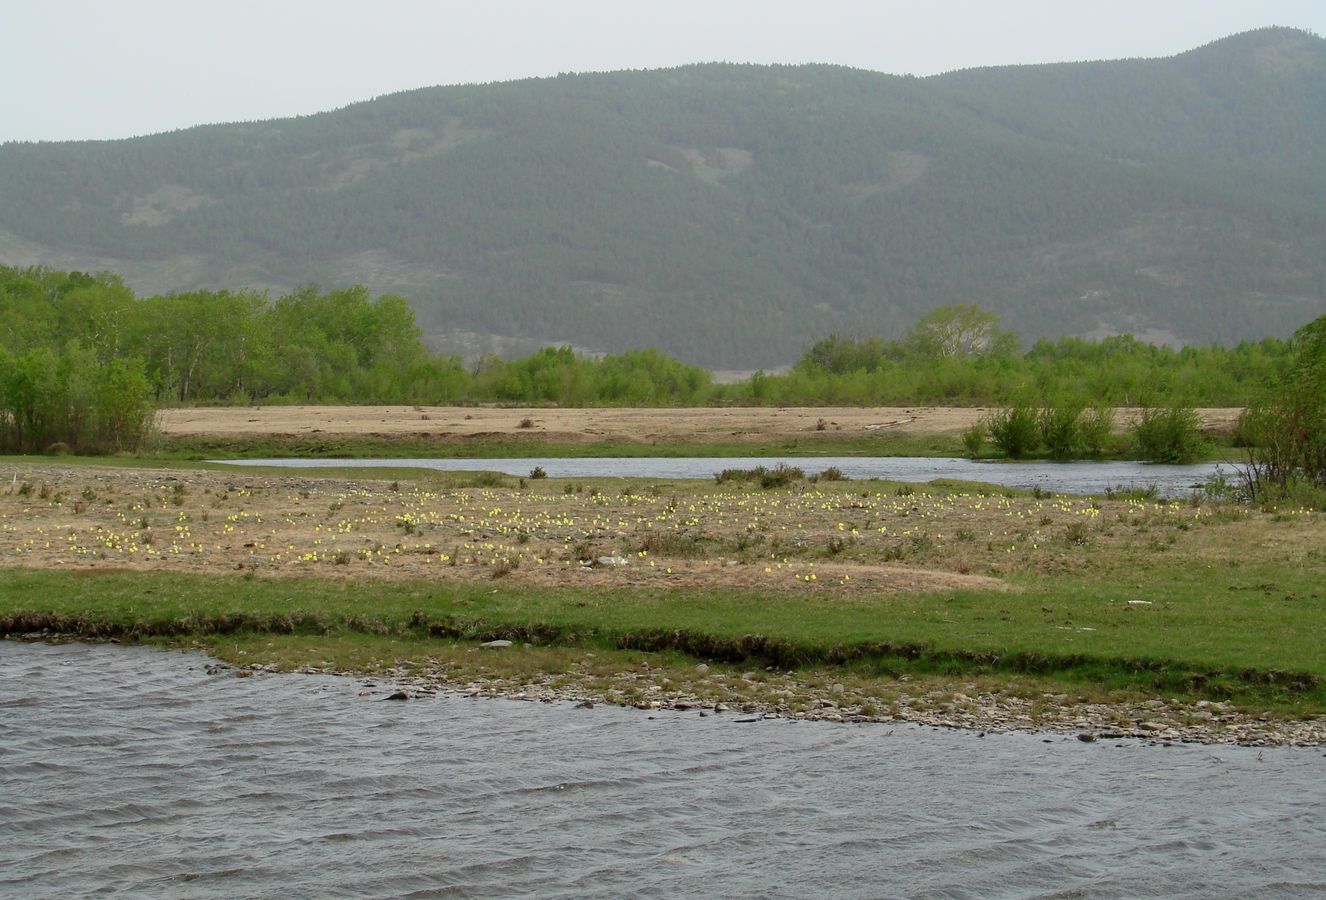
{"left": 216, "top": 456, "right": 1228, "bottom": 496}
{"left": 2, "top": 641, "right": 1323, "bottom": 898}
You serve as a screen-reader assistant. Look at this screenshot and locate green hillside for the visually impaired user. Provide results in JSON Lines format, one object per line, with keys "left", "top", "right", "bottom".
{"left": 1, "top": 27, "right": 1323, "bottom": 367}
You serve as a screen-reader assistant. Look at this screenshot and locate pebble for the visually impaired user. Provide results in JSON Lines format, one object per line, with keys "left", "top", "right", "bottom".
{"left": 259, "top": 656, "right": 1326, "bottom": 748}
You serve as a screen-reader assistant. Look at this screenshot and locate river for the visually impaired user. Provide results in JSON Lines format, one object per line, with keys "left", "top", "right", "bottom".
{"left": 3, "top": 641, "right": 1322, "bottom": 897}
{"left": 215, "top": 456, "right": 1232, "bottom": 496}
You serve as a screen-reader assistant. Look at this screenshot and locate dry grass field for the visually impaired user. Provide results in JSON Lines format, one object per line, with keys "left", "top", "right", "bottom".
{"left": 0, "top": 459, "right": 1306, "bottom": 597}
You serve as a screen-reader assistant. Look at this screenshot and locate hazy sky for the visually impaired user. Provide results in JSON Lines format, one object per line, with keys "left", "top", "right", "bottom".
{"left": 3, "top": 0, "right": 1323, "bottom": 144}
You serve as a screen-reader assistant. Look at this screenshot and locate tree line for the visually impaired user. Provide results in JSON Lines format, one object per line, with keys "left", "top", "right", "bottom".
{"left": 1, "top": 264, "right": 1317, "bottom": 456}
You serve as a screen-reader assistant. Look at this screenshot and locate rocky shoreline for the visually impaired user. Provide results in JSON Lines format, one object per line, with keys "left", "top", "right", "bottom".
{"left": 10, "top": 630, "right": 1325, "bottom": 747}
{"left": 230, "top": 653, "right": 1326, "bottom": 749}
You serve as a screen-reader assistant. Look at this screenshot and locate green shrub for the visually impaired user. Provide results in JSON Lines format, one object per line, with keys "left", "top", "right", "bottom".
{"left": 986, "top": 401, "right": 1040, "bottom": 458}
{"left": 1131, "top": 405, "right": 1205, "bottom": 463}
{"left": 1038, "top": 403, "right": 1084, "bottom": 459}
{"left": 960, "top": 424, "right": 985, "bottom": 458}
{"left": 760, "top": 464, "right": 805, "bottom": 488}
{"left": 715, "top": 464, "right": 805, "bottom": 488}
{"left": 1079, "top": 405, "right": 1116, "bottom": 456}
{"left": 1237, "top": 316, "right": 1326, "bottom": 504}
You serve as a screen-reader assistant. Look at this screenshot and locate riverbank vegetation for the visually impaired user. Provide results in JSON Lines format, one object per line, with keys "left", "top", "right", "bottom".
{"left": 0, "top": 463, "right": 1322, "bottom": 732}
{"left": 0, "top": 265, "right": 1300, "bottom": 411}
{"left": 0, "top": 347, "right": 154, "bottom": 454}
{"left": 1239, "top": 315, "right": 1326, "bottom": 504}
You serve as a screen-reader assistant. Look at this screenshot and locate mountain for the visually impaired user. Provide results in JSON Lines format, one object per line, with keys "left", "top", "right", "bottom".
{"left": 2, "top": 26, "right": 1324, "bottom": 367}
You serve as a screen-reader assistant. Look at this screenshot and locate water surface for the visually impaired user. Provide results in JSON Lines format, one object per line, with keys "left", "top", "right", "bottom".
{"left": 3, "top": 641, "right": 1322, "bottom": 897}
{"left": 216, "top": 456, "right": 1229, "bottom": 496}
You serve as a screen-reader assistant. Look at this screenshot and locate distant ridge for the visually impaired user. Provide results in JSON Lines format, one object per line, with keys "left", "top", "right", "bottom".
{"left": 2, "top": 27, "right": 1323, "bottom": 367}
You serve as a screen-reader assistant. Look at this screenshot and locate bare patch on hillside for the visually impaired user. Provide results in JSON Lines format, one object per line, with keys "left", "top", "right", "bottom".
{"left": 569, "top": 280, "right": 651, "bottom": 311}
{"left": 887, "top": 150, "right": 930, "bottom": 186}
{"left": 324, "top": 118, "right": 493, "bottom": 190}
{"left": 1134, "top": 265, "right": 1188, "bottom": 287}
{"left": 847, "top": 150, "right": 931, "bottom": 200}
{"left": 328, "top": 249, "right": 457, "bottom": 289}
{"left": 677, "top": 147, "right": 754, "bottom": 182}
{"left": 120, "top": 184, "right": 214, "bottom": 226}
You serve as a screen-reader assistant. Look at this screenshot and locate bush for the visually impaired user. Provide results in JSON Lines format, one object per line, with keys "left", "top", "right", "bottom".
{"left": 986, "top": 401, "right": 1040, "bottom": 458}
{"left": 1038, "top": 403, "right": 1084, "bottom": 459}
{"left": 714, "top": 464, "right": 805, "bottom": 488}
{"left": 760, "top": 464, "right": 804, "bottom": 488}
{"left": 1064, "top": 521, "right": 1092, "bottom": 545}
{"left": 1079, "top": 405, "right": 1116, "bottom": 456}
{"left": 1131, "top": 405, "right": 1204, "bottom": 463}
{"left": 1237, "top": 316, "right": 1326, "bottom": 504}
{"left": 960, "top": 424, "right": 984, "bottom": 458}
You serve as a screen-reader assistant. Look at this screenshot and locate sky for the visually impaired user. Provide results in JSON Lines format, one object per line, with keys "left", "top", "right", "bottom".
{"left": 3, "top": 0, "right": 1323, "bottom": 144}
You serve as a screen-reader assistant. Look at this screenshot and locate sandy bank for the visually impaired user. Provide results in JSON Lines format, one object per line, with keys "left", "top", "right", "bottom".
{"left": 156, "top": 405, "right": 1244, "bottom": 443}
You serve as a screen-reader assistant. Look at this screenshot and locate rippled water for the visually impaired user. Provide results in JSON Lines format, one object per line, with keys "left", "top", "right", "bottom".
{"left": 217, "top": 456, "right": 1228, "bottom": 496}
{"left": 3, "top": 642, "right": 1323, "bottom": 898}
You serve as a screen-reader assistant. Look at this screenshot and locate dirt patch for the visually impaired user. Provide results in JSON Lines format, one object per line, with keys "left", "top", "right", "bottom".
{"left": 155, "top": 405, "right": 1244, "bottom": 441}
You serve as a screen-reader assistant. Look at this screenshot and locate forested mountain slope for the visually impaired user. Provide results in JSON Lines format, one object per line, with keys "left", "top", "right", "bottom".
{"left": 2, "top": 27, "right": 1323, "bottom": 367}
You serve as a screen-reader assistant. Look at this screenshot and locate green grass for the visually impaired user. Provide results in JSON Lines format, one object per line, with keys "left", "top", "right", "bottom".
{"left": 3, "top": 566, "right": 1322, "bottom": 713}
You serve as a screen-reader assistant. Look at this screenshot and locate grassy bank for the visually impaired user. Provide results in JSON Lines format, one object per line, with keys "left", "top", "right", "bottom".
{"left": 3, "top": 564, "right": 1323, "bottom": 715}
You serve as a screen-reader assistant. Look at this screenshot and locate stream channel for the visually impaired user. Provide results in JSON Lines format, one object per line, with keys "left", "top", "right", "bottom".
{"left": 3, "top": 641, "right": 1323, "bottom": 897}
{"left": 216, "top": 457, "right": 1231, "bottom": 496}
